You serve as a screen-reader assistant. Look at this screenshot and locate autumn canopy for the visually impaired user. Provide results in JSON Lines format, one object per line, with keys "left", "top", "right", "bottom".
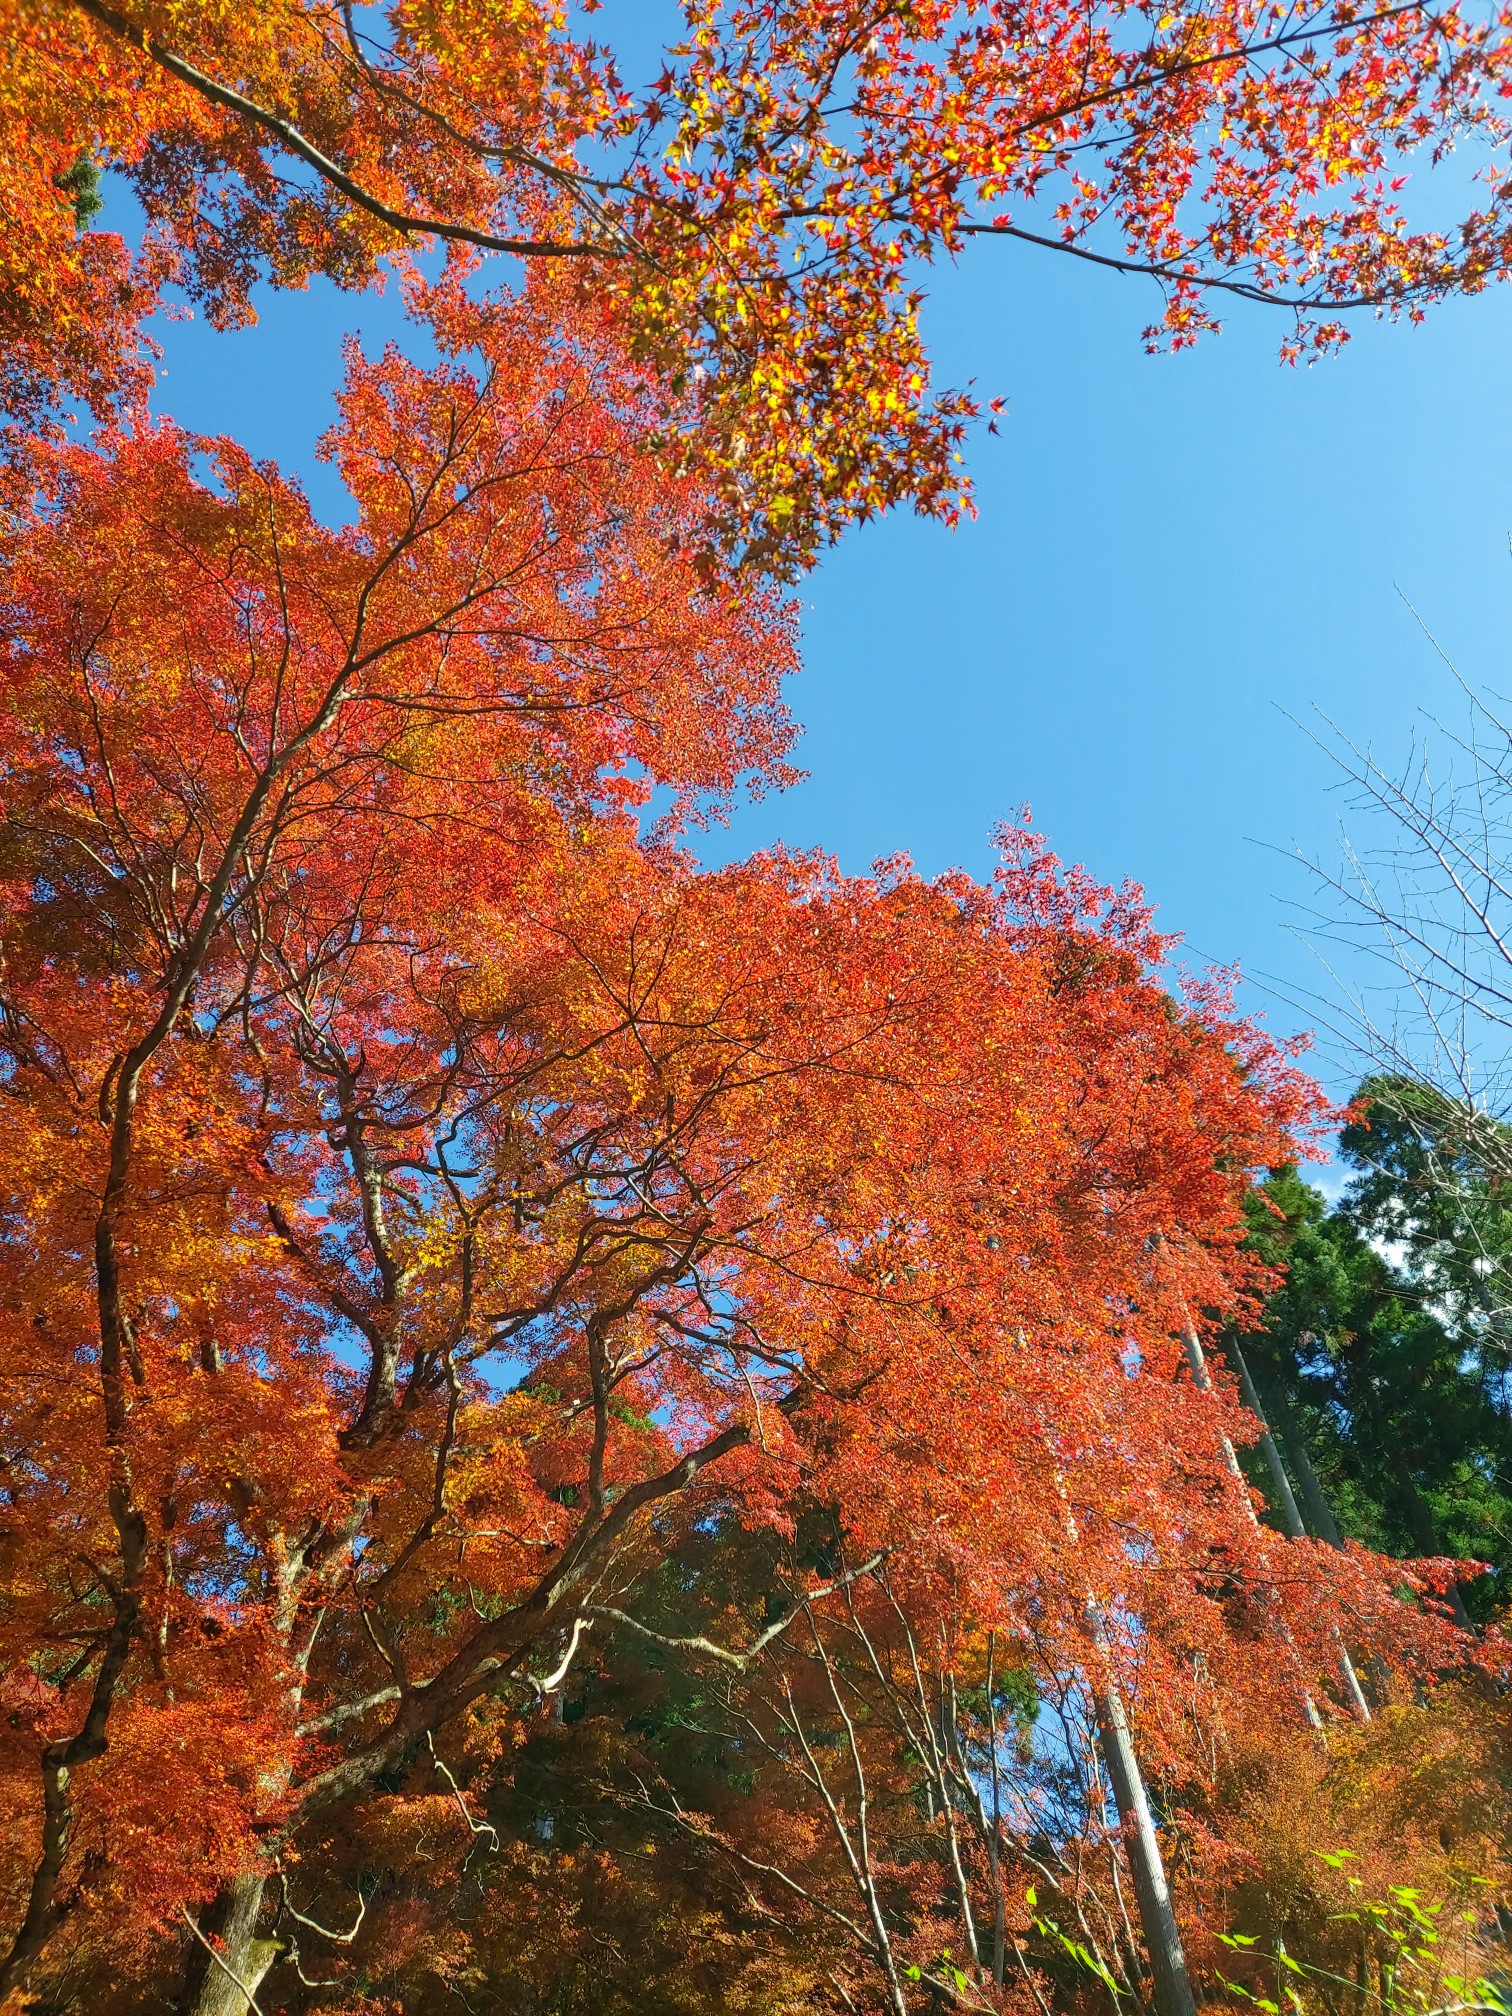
{"left": 1, "top": 2, "right": 1510, "bottom": 2013}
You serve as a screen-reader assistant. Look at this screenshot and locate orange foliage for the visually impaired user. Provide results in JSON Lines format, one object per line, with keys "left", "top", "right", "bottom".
{"left": 0, "top": 247, "right": 1490, "bottom": 2013}
{"left": 1185, "top": 1690, "right": 1512, "bottom": 1996}
{"left": 3, "top": 0, "right": 1512, "bottom": 556}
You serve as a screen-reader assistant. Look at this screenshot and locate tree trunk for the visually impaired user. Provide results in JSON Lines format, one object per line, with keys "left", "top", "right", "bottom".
{"left": 185, "top": 1874, "right": 279, "bottom": 2016}
{"left": 1228, "top": 1341, "right": 1309, "bottom": 1537}
{"left": 1180, "top": 1322, "right": 1326, "bottom": 1730}
{"left": 1400, "top": 1473, "right": 1475, "bottom": 1630}
{"left": 1228, "top": 1340, "right": 1373, "bottom": 1719}
{"left": 1092, "top": 1678, "right": 1197, "bottom": 2016}
{"left": 1059, "top": 1448, "right": 1196, "bottom": 2016}
{"left": 986, "top": 1632, "right": 1007, "bottom": 1991}
{"left": 1253, "top": 1365, "right": 1346, "bottom": 1548}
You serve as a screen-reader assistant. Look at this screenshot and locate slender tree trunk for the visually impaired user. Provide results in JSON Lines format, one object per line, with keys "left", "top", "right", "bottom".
{"left": 1061, "top": 1471, "right": 1197, "bottom": 2016}
{"left": 1400, "top": 1474, "right": 1475, "bottom": 1630}
{"left": 1253, "top": 1349, "right": 1472, "bottom": 1641}
{"left": 986, "top": 1631, "right": 1007, "bottom": 1991}
{"left": 1228, "top": 1342, "right": 1308, "bottom": 1536}
{"left": 1179, "top": 1322, "right": 1327, "bottom": 1730}
{"left": 185, "top": 1874, "right": 279, "bottom": 2016}
{"left": 1252, "top": 1364, "right": 1346, "bottom": 1548}
{"left": 1091, "top": 1674, "right": 1197, "bottom": 2016}
{"left": 1227, "top": 1339, "right": 1373, "bottom": 1719}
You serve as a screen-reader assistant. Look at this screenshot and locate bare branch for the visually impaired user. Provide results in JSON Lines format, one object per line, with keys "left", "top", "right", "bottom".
{"left": 179, "top": 1908, "right": 268, "bottom": 2016}
{"left": 582, "top": 1552, "right": 886, "bottom": 1672}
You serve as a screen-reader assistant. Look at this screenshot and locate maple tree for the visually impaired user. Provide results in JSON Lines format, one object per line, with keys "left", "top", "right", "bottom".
{"left": 0, "top": 306, "right": 1476, "bottom": 2003}
{"left": 5, "top": 0, "right": 1512, "bottom": 562}
{"left": 1, "top": 10, "right": 1508, "bottom": 1992}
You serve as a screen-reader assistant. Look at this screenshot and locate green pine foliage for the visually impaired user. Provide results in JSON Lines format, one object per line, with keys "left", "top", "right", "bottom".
{"left": 1238, "top": 1082, "right": 1512, "bottom": 1622}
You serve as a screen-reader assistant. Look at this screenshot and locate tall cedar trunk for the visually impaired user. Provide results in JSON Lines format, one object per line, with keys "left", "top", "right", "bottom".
{"left": 1179, "top": 1323, "right": 1325, "bottom": 1731}
{"left": 185, "top": 1874, "right": 279, "bottom": 2016}
{"left": 1227, "top": 1339, "right": 1373, "bottom": 1719}
{"left": 1254, "top": 1364, "right": 1397, "bottom": 1701}
{"left": 1400, "top": 1473, "right": 1475, "bottom": 1629}
{"left": 1252, "top": 1364, "right": 1346, "bottom": 1547}
{"left": 986, "top": 1631, "right": 1007, "bottom": 1990}
{"left": 1258, "top": 1353, "right": 1473, "bottom": 1634}
{"left": 1092, "top": 1681, "right": 1197, "bottom": 2016}
{"left": 1228, "top": 1341, "right": 1309, "bottom": 1537}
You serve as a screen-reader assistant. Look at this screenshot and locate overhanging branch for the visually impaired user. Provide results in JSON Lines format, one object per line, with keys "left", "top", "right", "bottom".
{"left": 71, "top": 0, "right": 609, "bottom": 261}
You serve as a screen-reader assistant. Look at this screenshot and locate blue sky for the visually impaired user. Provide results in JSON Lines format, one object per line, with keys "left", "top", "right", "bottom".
{"left": 135, "top": 193, "right": 1512, "bottom": 1111}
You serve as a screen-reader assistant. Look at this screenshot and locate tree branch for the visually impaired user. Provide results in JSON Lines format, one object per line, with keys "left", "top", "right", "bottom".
{"left": 71, "top": 0, "right": 609, "bottom": 261}
{"left": 582, "top": 1552, "right": 886, "bottom": 1672}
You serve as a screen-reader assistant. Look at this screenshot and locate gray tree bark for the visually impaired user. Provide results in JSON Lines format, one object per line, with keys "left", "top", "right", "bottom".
{"left": 1250, "top": 1362, "right": 1346, "bottom": 1547}
{"left": 1063, "top": 1471, "right": 1197, "bottom": 2016}
{"left": 187, "top": 1874, "right": 279, "bottom": 2016}
{"left": 1401, "top": 1473, "right": 1475, "bottom": 1630}
{"left": 1179, "top": 1323, "right": 1329, "bottom": 1729}
{"left": 1226, "top": 1338, "right": 1374, "bottom": 1719}
{"left": 1092, "top": 1674, "right": 1197, "bottom": 2016}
